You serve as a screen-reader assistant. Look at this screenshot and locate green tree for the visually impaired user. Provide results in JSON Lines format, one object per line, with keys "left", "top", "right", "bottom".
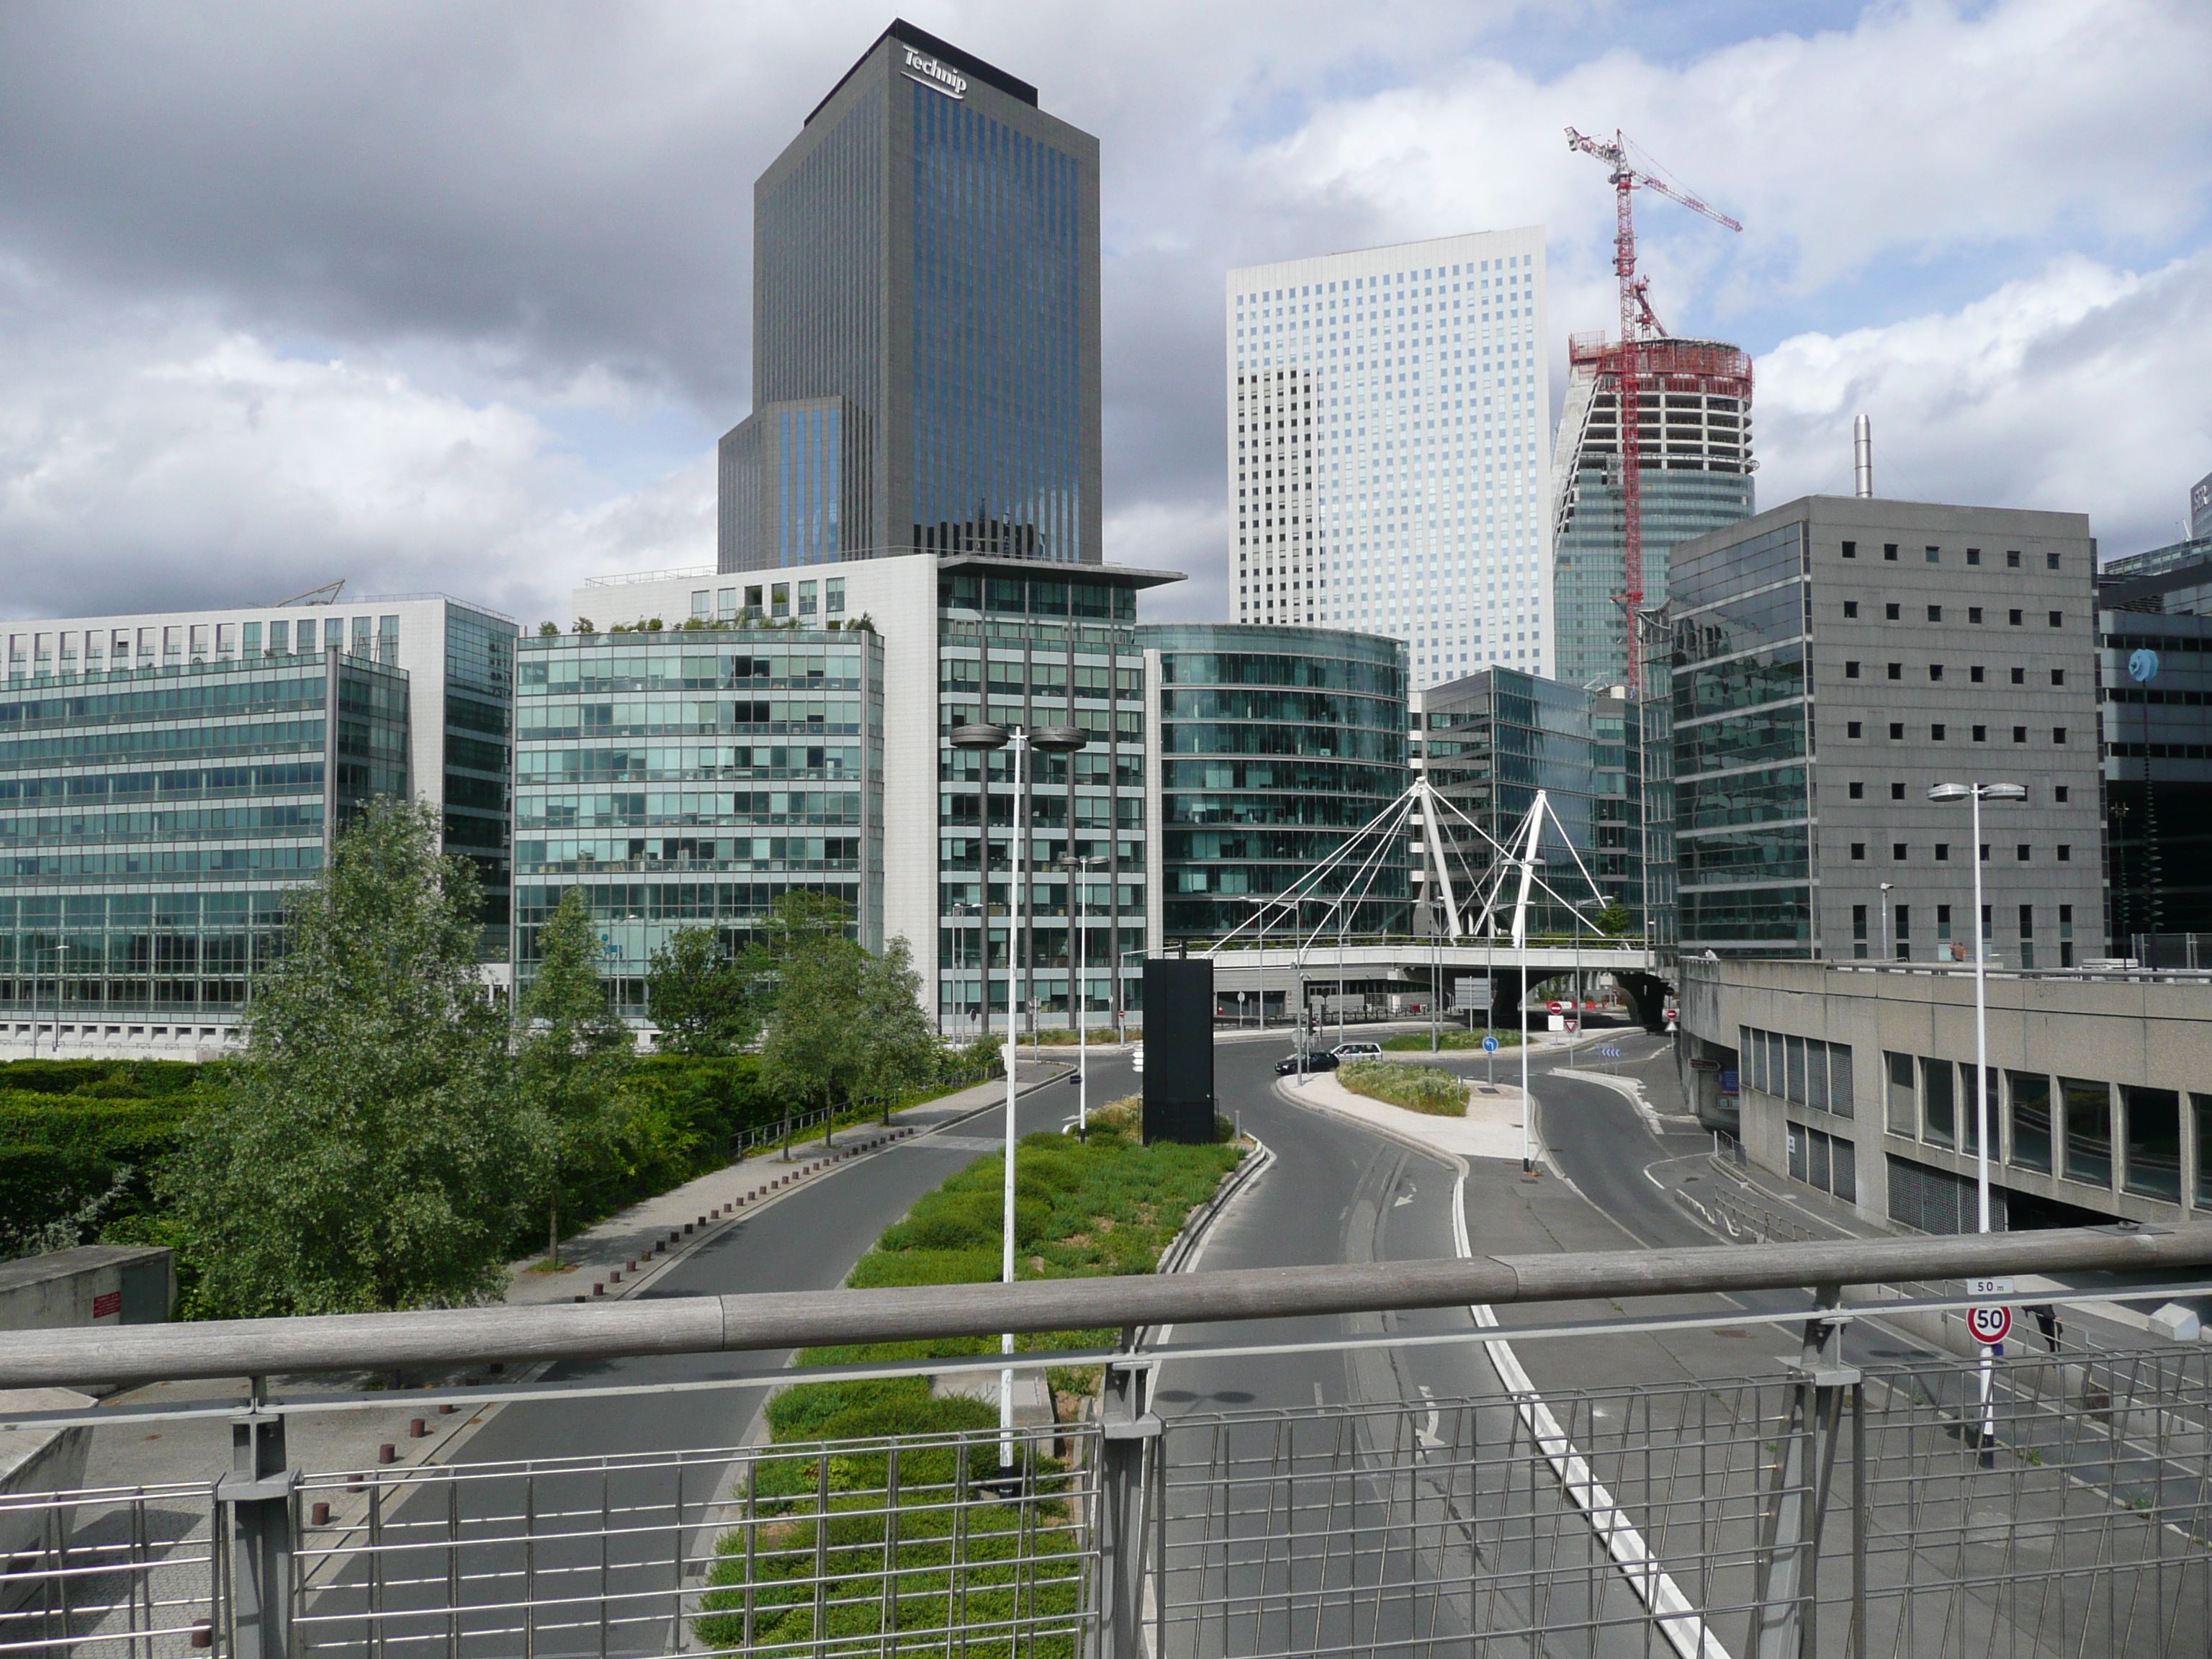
{"left": 851, "top": 937, "right": 943, "bottom": 1123}
{"left": 164, "top": 798, "right": 531, "bottom": 1316}
{"left": 516, "top": 886, "right": 634, "bottom": 1263}
{"left": 756, "top": 891, "right": 864, "bottom": 1130}
{"left": 645, "top": 925, "right": 755, "bottom": 1056}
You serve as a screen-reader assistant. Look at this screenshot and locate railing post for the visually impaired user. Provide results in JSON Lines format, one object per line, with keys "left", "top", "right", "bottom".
{"left": 1750, "top": 1287, "right": 1858, "bottom": 1659}
{"left": 1097, "top": 1354, "right": 1161, "bottom": 1659}
{"left": 219, "top": 1404, "right": 299, "bottom": 1659}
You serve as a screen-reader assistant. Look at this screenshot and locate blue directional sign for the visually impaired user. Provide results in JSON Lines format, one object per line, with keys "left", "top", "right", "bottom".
{"left": 1601, "top": 1047, "right": 1622, "bottom": 1059}
{"left": 1482, "top": 1035, "right": 1501, "bottom": 1053}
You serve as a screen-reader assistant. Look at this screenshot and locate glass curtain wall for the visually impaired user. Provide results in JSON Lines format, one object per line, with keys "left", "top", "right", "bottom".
{"left": 512, "top": 630, "right": 884, "bottom": 1014}
{"left": 1148, "top": 624, "right": 1408, "bottom": 944}
{"left": 937, "top": 571, "right": 1141, "bottom": 1033}
{"left": 0, "top": 652, "right": 408, "bottom": 1023}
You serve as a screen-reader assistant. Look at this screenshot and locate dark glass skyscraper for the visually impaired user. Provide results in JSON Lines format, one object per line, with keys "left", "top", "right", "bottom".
{"left": 719, "top": 20, "right": 1102, "bottom": 571}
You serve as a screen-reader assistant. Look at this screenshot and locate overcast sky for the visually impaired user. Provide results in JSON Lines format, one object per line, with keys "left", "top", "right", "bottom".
{"left": 1, "top": 0, "right": 2206, "bottom": 629}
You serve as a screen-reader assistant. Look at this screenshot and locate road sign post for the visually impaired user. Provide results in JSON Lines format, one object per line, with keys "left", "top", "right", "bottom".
{"left": 1968, "top": 1305, "right": 2011, "bottom": 1346}
{"left": 1483, "top": 1032, "right": 1499, "bottom": 1087}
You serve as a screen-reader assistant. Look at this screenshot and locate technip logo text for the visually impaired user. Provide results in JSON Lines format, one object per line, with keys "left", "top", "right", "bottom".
{"left": 902, "top": 47, "right": 967, "bottom": 99}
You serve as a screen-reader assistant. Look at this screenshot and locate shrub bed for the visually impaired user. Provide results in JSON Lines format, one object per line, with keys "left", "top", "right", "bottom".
{"left": 1338, "top": 1060, "right": 1467, "bottom": 1117}
{"left": 696, "top": 1115, "right": 1245, "bottom": 1650}
{"left": 1381, "top": 1029, "right": 1522, "bottom": 1052}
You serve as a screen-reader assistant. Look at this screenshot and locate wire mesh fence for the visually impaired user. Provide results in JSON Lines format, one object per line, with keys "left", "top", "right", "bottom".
{"left": 6, "top": 1345, "right": 2211, "bottom": 1659}
{"left": 1146, "top": 1345, "right": 2212, "bottom": 1659}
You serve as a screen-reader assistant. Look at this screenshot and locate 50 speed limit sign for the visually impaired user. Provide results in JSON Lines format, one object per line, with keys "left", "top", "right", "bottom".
{"left": 1968, "top": 1305, "right": 2012, "bottom": 1346}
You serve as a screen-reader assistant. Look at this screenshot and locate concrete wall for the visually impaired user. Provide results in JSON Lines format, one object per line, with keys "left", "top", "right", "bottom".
{"left": 1677, "top": 957, "right": 2212, "bottom": 1229}
{"left": 0, "top": 1245, "right": 175, "bottom": 1333}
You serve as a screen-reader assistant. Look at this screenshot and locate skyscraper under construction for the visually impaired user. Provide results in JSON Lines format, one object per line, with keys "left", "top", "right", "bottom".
{"left": 1549, "top": 336, "right": 1755, "bottom": 692}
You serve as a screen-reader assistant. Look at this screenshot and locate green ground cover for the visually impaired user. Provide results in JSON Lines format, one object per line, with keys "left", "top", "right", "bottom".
{"left": 1337, "top": 1060, "right": 1468, "bottom": 1116}
{"left": 696, "top": 1103, "right": 1244, "bottom": 1652}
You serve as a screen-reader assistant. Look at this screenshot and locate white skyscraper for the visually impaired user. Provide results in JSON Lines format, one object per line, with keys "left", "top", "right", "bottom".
{"left": 1226, "top": 229, "right": 1552, "bottom": 686}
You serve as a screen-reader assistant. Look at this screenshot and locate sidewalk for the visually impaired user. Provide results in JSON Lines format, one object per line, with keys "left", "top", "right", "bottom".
{"left": 1277, "top": 1069, "right": 1531, "bottom": 1163}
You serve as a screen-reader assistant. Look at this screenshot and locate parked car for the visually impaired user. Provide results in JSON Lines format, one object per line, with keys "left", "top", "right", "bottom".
{"left": 1331, "top": 1040, "right": 1383, "bottom": 1062}
{"left": 1274, "top": 1050, "right": 1341, "bottom": 1075}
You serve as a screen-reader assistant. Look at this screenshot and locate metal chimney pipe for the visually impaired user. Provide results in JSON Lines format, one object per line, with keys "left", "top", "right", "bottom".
{"left": 1853, "top": 414, "right": 1873, "bottom": 498}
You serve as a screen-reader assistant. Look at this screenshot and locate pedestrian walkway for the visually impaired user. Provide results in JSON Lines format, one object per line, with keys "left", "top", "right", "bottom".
{"left": 1277, "top": 1068, "right": 1530, "bottom": 1162}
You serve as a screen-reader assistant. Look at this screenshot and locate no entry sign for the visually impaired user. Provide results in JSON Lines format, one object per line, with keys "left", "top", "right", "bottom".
{"left": 1968, "top": 1305, "right": 2012, "bottom": 1346}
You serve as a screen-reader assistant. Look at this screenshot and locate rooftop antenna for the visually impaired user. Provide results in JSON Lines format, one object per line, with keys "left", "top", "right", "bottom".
{"left": 1853, "top": 414, "right": 1874, "bottom": 498}
{"left": 270, "top": 579, "right": 346, "bottom": 607}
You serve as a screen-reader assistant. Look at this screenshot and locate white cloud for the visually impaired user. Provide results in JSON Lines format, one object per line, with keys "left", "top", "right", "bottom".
{"left": 1756, "top": 251, "right": 2212, "bottom": 554}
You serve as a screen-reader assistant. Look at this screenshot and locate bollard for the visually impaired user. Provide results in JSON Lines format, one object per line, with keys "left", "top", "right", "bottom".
{"left": 592, "top": 1282, "right": 604, "bottom": 1296}
{"left": 377, "top": 1444, "right": 396, "bottom": 1464}
{"left": 408, "top": 1419, "right": 427, "bottom": 1439}
{"left": 609, "top": 1272, "right": 621, "bottom": 1285}
{"left": 438, "top": 1403, "right": 457, "bottom": 1415}
{"left": 192, "top": 1621, "right": 213, "bottom": 1648}
{"left": 683, "top": 1223, "right": 694, "bottom": 1236}
{"left": 310, "top": 1501, "right": 331, "bottom": 1527}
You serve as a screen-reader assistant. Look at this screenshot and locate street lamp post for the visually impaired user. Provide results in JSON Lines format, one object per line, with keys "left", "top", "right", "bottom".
{"left": 951, "top": 720, "right": 1088, "bottom": 1475}
{"left": 1060, "top": 854, "right": 1106, "bottom": 1138}
{"left": 1879, "top": 881, "right": 1894, "bottom": 963}
{"left": 1929, "top": 780, "right": 2028, "bottom": 1453}
{"left": 949, "top": 902, "right": 979, "bottom": 1040}
{"left": 1240, "top": 896, "right": 1276, "bottom": 1035}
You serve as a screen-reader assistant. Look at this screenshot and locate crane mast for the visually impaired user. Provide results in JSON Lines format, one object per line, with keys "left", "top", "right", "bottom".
{"left": 1564, "top": 127, "right": 1741, "bottom": 689}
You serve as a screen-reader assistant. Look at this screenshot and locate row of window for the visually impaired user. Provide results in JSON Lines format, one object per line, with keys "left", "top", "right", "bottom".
{"left": 6, "top": 618, "right": 397, "bottom": 673}
{"left": 1741, "top": 1025, "right": 1855, "bottom": 1115}
{"left": 1845, "top": 781, "right": 2071, "bottom": 804}
{"left": 1848, "top": 842, "right": 2074, "bottom": 863}
{"left": 1850, "top": 902, "right": 2075, "bottom": 964}
{"left": 1843, "top": 721, "right": 2068, "bottom": 744}
{"left": 1840, "top": 542, "right": 2059, "bottom": 570}
{"left": 1839, "top": 601, "right": 2064, "bottom": 627}
{"left": 1843, "top": 662, "right": 2065, "bottom": 686}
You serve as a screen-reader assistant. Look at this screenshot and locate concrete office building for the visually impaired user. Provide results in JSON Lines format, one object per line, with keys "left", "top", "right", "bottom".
{"left": 511, "top": 626, "right": 885, "bottom": 1012}
{"left": 718, "top": 21, "right": 1100, "bottom": 571}
{"left": 1226, "top": 230, "right": 1553, "bottom": 688}
{"left": 1669, "top": 498, "right": 2103, "bottom": 962}
{"left": 1142, "top": 624, "right": 1409, "bottom": 964}
{"left": 576, "top": 552, "right": 1171, "bottom": 1031}
{"left": 0, "top": 624, "right": 439, "bottom": 1058}
{"left": 1677, "top": 956, "right": 2212, "bottom": 1236}
{"left": 1550, "top": 337, "right": 1755, "bottom": 692}
{"left": 2193, "top": 469, "right": 2212, "bottom": 544}
{"left": 1415, "top": 667, "right": 1669, "bottom": 943}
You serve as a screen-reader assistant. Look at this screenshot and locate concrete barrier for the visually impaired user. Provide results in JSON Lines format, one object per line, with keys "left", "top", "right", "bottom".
{"left": 0, "top": 1388, "right": 96, "bottom": 1612}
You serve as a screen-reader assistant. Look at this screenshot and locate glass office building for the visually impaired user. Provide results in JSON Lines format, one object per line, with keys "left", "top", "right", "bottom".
{"left": 1143, "top": 624, "right": 1409, "bottom": 945}
{"left": 720, "top": 20, "right": 1101, "bottom": 571}
{"left": 0, "top": 649, "right": 408, "bottom": 1046}
{"left": 937, "top": 567, "right": 1146, "bottom": 1030}
{"left": 511, "top": 629, "right": 884, "bottom": 1012}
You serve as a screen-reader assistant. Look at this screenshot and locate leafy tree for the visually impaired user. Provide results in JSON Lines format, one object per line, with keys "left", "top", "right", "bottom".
{"left": 1592, "top": 902, "right": 1635, "bottom": 937}
{"left": 164, "top": 798, "right": 531, "bottom": 1316}
{"left": 759, "top": 914, "right": 865, "bottom": 1128}
{"left": 645, "top": 925, "right": 755, "bottom": 1056}
{"left": 852, "top": 937, "right": 943, "bottom": 1123}
{"left": 516, "top": 886, "right": 634, "bottom": 1263}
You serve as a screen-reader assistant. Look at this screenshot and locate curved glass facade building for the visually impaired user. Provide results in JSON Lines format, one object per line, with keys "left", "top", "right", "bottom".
{"left": 720, "top": 21, "right": 1101, "bottom": 570}
{"left": 1141, "top": 624, "right": 1409, "bottom": 945}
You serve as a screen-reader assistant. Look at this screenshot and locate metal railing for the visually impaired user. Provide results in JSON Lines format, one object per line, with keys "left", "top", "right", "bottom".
{"left": 7, "top": 1225, "right": 2212, "bottom": 1658}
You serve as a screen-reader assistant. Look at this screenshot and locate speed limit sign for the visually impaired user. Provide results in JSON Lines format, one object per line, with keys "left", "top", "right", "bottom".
{"left": 1968, "top": 1305, "right": 2012, "bottom": 1346}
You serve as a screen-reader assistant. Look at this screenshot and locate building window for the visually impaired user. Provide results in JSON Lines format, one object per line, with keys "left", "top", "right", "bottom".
{"left": 1925, "top": 546, "right": 1941, "bottom": 563}
{"left": 1928, "top": 665, "right": 1944, "bottom": 682}
{"left": 1926, "top": 605, "right": 1943, "bottom": 622}
{"left": 2195, "top": 1095, "right": 2212, "bottom": 1208}
{"left": 1851, "top": 842, "right": 1866, "bottom": 860}
{"left": 1966, "top": 548, "right": 1982, "bottom": 566}
{"left": 1968, "top": 607, "right": 1983, "bottom": 624}
{"left": 2006, "top": 549, "right": 2022, "bottom": 568}
{"left": 1972, "top": 725, "right": 1987, "bottom": 742}
{"left": 2010, "top": 1074, "right": 2053, "bottom": 1172}
{"left": 1922, "top": 1056, "right": 1956, "bottom": 1147}
{"left": 2054, "top": 786, "right": 2069, "bottom": 803}
{"left": 1890, "top": 783, "right": 1905, "bottom": 800}
{"left": 2012, "top": 726, "right": 2026, "bottom": 743}
{"left": 2057, "top": 844, "right": 2070, "bottom": 861}
{"left": 799, "top": 581, "right": 818, "bottom": 617}
{"left": 1845, "top": 660, "right": 1861, "bottom": 678}
{"left": 1884, "top": 544, "right": 1899, "bottom": 561}
{"left": 1843, "top": 601, "right": 1860, "bottom": 618}
{"left": 1886, "top": 1052, "right": 1915, "bottom": 1133}
{"left": 1885, "top": 603, "right": 1901, "bottom": 621}
{"left": 2008, "top": 608, "right": 2023, "bottom": 625}
{"left": 1842, "top": 541, "right": 1857, "bottom": 558}
{"left": 1789, "top": 1120, "right": 1858, "bottom": 1202}
{"left": 1936, "top": 904, "right": 1953, "bottom": 943}
{"left": 1848, "top": 781, "right": 1864, "bottom": 799}
{"left": 1894, "top": 904, "right": 1910, "bottom": 948}
{"left": 2053, "top": 727, "right": 2067, "bottom": 744}
{"left": 2046, "top": 552, "right": 2062, "bottom": 571}
{"left": 1888, "top": 722, "right": 1904, "bottom": 740}
{"left": 1892, "top": 842, "right": 1907, "bottom": 860}
{"left": 1887, "top": 662, "right": 1902, "bottom": 680}
{"left": 2047, "top": 610, "right": 2062, "bottom": 628}
{"left": 1847, "top": 721, "right": 1863, "bottom": 739}
{"left": 691, "top": 590, "right": 711, "bottom": 620}
{"left": 2123, "top": 1087, "right": 2181, "bottom": 1201}
{"left": 827, "top": 577, "right": 845, "bottom": 614}
{"left": 1935, "top": 843, "right": 1950, "bottom": 861}
{"left": 2062, "top": 1078, "right": 2112, "bottom": 1185}
{"left": 1931, "top": 724, "right": 1946, "bottom": 741}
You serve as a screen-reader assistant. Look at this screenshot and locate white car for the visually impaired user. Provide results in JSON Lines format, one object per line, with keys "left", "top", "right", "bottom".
{"left": 1130, "top": 1042, "right": 1144, "bottom": 1074}
{"left": 1331, "top": 1041, "right": 1383, "bottom": 1062}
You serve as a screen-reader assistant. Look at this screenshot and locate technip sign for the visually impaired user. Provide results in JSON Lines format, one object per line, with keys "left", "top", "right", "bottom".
{"left": 902, "top": 46, "right": 967, "bottom": 99}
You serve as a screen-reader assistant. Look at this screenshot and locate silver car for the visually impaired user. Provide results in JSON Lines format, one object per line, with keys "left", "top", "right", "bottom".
{"left": 1331, "top": 1040, "right": 1383, "bottom": 1062}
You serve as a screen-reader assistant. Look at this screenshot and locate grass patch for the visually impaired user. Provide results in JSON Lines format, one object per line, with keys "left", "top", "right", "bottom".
{"left": 1382, "top": 1029, "right": 1523, "bottom": 1051}
{"left": 1338, "top": 1061, "right": 1468, "bottom": 1117}
{"left": 696, "top": 1115, "right": 1244, "bottom": 1651}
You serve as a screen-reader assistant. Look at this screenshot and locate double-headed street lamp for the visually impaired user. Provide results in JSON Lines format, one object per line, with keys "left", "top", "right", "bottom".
{"left": 950, "top": 719, "right": 1087, "bottom": 1474}
{"left": 1930, "top": 779, "right": 2026, "bottom": 1455}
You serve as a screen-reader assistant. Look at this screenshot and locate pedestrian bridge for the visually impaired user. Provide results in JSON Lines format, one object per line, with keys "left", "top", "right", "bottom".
{"left": 1195, "top": 940, "right": 1671, "bottom": 1024}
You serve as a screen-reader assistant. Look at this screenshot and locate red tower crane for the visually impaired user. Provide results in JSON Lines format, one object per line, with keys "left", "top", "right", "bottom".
{"left": 1564, "top": 127, "right": 1742, "bottom": 688}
